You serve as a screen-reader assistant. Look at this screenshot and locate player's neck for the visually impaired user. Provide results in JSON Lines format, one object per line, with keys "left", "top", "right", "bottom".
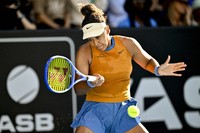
{"left": 105, "top": 36, "right": 114, "bottom": 51}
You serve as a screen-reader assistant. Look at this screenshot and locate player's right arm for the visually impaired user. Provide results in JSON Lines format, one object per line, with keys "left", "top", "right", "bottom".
{"left": 74, "top": 42, "right": 104, "bottom": 95}
{"left": 74, "top": 43, "right": 93, "bottom": 95}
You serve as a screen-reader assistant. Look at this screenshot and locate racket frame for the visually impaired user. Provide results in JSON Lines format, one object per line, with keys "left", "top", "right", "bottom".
{"left": 44, "top": 55, "right": 96, "bottom": 93}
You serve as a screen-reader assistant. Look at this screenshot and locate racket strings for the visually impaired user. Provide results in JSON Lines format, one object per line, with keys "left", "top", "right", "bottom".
{"left": 48, "top": 58, "right": 72, "bottom": 91}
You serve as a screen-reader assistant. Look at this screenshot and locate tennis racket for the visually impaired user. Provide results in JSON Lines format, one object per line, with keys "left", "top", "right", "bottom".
{"left": 44, "top": 55, "right": 96, "bottom": 93}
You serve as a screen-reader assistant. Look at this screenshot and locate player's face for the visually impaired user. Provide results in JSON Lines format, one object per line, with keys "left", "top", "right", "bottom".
{"left": 90, "top": 26, "right": 111, "bottom": 51}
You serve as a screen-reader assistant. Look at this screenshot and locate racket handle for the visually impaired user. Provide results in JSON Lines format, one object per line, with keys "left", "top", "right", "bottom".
{"left": 87, "top": 75, "right": 97, "bottom": 82}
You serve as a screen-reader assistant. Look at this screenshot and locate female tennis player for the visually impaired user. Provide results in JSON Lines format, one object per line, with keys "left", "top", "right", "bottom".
{"left": 71, "top": 3, "right": 187, "bottom": 133}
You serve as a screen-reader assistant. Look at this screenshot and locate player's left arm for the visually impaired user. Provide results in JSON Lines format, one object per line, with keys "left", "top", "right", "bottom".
{"left": 122, "top": 36, "right": 186, "bottom": 76}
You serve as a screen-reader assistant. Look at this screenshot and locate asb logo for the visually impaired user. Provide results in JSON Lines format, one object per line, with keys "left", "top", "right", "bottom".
{"left": 0, "top": 36, "right": 76, "bottom": 132}
{"left": 7, "top": 65, "right": 39, "bottom": 104}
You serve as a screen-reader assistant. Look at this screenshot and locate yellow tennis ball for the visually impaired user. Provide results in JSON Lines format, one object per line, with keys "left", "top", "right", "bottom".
{"left": 127, "top": 105, "right": 140, "bottom": 118}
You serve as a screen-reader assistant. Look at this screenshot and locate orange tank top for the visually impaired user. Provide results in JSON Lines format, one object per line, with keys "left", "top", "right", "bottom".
{"left": 86, "top": 36, "right": 132, "bottom": 102}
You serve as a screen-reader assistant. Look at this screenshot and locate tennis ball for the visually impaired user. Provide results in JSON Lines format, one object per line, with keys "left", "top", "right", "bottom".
{"left": 127, "top": 105, "right": 140, "bottom": 118}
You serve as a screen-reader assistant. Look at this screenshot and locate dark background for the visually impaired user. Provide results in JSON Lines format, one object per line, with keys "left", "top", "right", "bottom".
{"left": 0, "top": 27, "right": 200, "bottom": 133}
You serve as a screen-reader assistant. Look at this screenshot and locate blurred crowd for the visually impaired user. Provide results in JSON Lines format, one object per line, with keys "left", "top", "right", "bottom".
{"left": 0, "top": 0, "right": 200, "bottom": 30}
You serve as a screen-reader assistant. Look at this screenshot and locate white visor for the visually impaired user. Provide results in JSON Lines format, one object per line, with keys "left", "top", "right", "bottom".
{"left": 82, "top": 22, "right": 106, "bottom": 40}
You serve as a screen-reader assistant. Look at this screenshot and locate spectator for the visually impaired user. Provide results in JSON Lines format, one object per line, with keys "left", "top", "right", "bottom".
{"left": 0, "top": 0, "right": 36, "bottom": 30}
{"left": 124, "top": 0, "right": 158, "bottom": 28}
{"left": 17, "top": 0, "right": 35, "bottom": 24}
{"left": 16, "top": 9, "right": 37, "bottom": 29}
{"left": 191, "top": 0, "right": 200, "bottom": 25}
{"left": 150, "top": 0, "right": 164, "bottom": 12}
{"left": 33, "top": 0, "right": 78, "bottom": 29}
{"left": 160, "top": 0, "right": 192, "bottom": 26}
{"left": 149, "top": 0, "right": 166, "bottom": 26}
{"left": 107, "top": 0, "right": 130, "bottom": 28}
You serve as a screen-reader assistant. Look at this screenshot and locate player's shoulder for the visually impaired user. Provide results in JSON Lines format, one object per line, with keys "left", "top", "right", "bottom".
{"left": 77, "top": 41, "right": 92, "bottom": 58}
{"left": 114, "top": 35, "right": 137, "bottom": 43}
{"left": 113, "top": 35, "right": 138, "bottom": 47}
{"left": 78, "top": 41, "right": 92, "bottom": 51}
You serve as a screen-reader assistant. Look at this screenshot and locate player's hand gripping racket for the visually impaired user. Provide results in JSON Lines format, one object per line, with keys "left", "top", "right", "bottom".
{"left": 44, "top": 55, "right": 97, "bottom": 93}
